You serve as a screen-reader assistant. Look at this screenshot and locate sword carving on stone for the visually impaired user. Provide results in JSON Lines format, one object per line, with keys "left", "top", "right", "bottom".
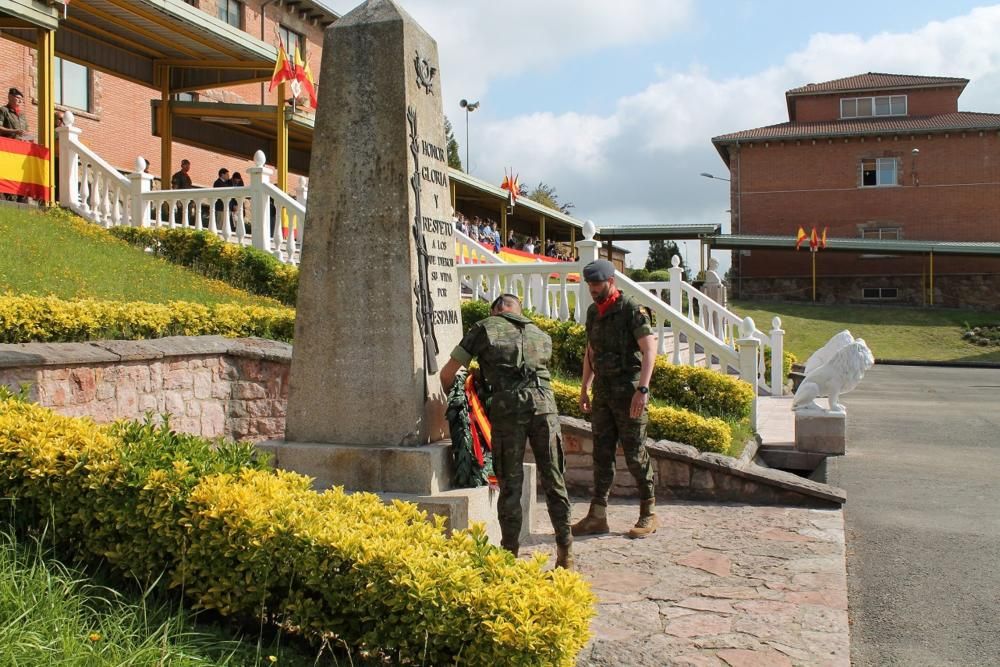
{"left": 407, "top": 105, "right": 439, "bottom": 378}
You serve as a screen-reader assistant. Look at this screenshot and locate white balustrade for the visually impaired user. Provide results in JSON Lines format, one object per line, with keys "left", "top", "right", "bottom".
{"left": 56, "top": 117, "right": 305, "bottom": 265}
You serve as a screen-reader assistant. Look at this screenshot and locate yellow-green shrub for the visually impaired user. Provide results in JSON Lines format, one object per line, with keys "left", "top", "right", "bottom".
{"left": 0, "top": 295, "right": 295, "bottom": 343}
{"left": 0, "top": 393, "right": 595, "bottom": 665}
{"left": 110, "top": 227, "right": 299, "bottom": 306}
{"left": 551, "top": 379, "right": 732, "bottom": 454}
{"left": 649, "top": 357, "right": 755, "bottom": 420}
{"left": 184, "top": 470, "right": 595, "bottom": 665}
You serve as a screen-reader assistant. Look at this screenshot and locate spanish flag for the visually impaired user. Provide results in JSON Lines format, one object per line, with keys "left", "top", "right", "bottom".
{"left": 0, "top": 138, "right": 49, "bottom": 200}
{"left": 821, "top": 226, "right": 828, "bottom": 249}
{"left": 294, "top": 46, "right": 318, "bottom": 108}
{"left": 268, "top": 43, "right": 294, "bottom": 92}
{"left": 809, "top": 227, "right": 819, "bottom": 251}
{"left": 795, "top": 226, "right": 807, "bottom": 250}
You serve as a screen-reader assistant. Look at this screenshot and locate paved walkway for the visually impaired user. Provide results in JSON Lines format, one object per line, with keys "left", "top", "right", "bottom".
{"left": 524, "top": 499, "right": 850, "bottom": 667}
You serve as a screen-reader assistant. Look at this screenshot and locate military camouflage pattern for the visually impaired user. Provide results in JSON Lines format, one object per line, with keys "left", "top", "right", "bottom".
{"left": 452, "top": 313, "right": 571, "bottom": 549}
{"left": 585, "top": 294, "right": 656, "bottom": 504}
{"left": 0, "top": 105, "right": 27, "bottom": 136}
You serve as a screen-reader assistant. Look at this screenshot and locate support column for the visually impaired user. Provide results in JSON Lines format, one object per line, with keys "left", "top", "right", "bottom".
{"left": 538, "top": 214, "right": 545, "bottom": 250}
{"left": 276, "top": 83, "right": 289, "bottom": 192}
{"left": 570, "top": 225, "right": 576, "bottom": 248}
{"left": 500, "top": 204, "right": 507, "bottom": 244}
{"left": 605, "top": 238, "right": 613, "bottom": 260}
{"left": 929, "top": 250, "right": 934, "bottom": 306}
{"left": 36, "top": 29, "right": 55, "bottom": 204}
{"left": 160, "top": 66, "right": 172, "bottom": 186}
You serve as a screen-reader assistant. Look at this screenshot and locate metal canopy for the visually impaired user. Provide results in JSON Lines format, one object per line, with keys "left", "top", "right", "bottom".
{"left": 1, "top": 0, "right": 277, "bottom": 91}
{"left": 150, "top": 100, "right": 313, "bottom": 175}
{"left": 596, "top": 223, "right": 722, "bottom": 241}
{"left": 0, "top": 1, "right": 60, "bottom": 30}
{"left": 707, "top": 234, "right": 1000, "bottom": 256}
{"left": 449, "top": 169, "right": 584, "bottom": 231}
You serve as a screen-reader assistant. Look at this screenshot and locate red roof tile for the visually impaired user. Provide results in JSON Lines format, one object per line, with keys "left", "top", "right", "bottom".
{"left": 712, "top": 112, "right": 1000, "bottom": 143}
{"left": 786, "top": 72, "right": 968, "bottom": 96}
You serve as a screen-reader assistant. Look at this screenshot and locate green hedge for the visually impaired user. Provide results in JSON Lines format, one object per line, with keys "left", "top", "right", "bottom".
{"left": 0, "top": 295, "right": 295, "bottom": 343}
{"left": 460, "top": 301, "right": 753, "bottom": 420}
{"left": 0, "top": 391, "right": 595, "bottom": 665}
{"left": 110, "top": 227, "right": 299, "bottom": 306}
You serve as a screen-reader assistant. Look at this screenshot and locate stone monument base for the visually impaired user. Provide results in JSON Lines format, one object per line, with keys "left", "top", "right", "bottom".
{"left": 794, "top": 411, "right": 846, "bottom": 455}
{"left": 256, "top": 440, "right": 536, "bottom": 544}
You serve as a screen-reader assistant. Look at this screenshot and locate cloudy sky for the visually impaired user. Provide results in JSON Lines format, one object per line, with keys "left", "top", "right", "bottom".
{"left": 327, "top": 1, "right": 1000, "bottom": 269}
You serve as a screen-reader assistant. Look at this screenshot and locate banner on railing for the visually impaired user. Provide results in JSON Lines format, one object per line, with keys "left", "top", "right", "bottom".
{"left": 0, "top": 138, "right": 49, "bottom": 200}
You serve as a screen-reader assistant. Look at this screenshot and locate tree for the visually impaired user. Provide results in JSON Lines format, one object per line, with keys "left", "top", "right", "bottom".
{"left": 444, "top": 116, "right": 462, "bottom": 171}
{"left": 526, "top": 182, "right": 574, "bottom": 214}
{"left": 645, "top": 239, "right": 683, "bottom": 272}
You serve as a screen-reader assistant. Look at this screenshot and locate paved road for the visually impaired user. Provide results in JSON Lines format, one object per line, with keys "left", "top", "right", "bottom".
{"left": 826, "top": 365, "right": 1000, "bottom": 666}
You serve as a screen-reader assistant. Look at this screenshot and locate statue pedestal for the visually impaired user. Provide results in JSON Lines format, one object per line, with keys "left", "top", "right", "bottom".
{"left": 794, "top": 410, "right": 846, "bottom": 455}
{"left": 258, "top": 440, "right": 536, "bottom": 544}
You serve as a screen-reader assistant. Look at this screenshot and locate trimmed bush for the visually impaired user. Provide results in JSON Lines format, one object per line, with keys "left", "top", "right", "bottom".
{"left": 550, "top": 379, "right": 732, "bottom": 455}
{"left": 110, "top": 227, "right": 299, "bottom": 306}
{"left": 763, "top": 347, "right": 798, "bottom": 385}
{"left": 0, "top": 295, "right": 295, "bottom": 343}
{"left": 0, "top": 392, "right": 595, "bottom": 665}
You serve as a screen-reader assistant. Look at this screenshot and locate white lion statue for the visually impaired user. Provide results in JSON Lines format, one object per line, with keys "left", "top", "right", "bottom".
{"left": 793, "top": 335, "right": 874, "bottom": 414}
{"left": 804, "top": 329, "right": 854, "bottom": 375}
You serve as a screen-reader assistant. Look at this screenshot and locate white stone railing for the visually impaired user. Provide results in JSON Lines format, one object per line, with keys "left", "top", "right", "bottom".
{"left": 638, "top": 256, "right": 784, "bottom": 396}
{"left": 56, "top": 112, "right": 306, "bottom": 264}
{"left": 456, "top": 260, "right": 583, "bottom": 321}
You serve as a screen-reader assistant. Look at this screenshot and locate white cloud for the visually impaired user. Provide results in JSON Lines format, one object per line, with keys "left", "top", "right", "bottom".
{"left": 463, "top": 5, "right": 1000, "bottom": 269}
{"left": 329, "top": 0, "right": 694, "bottom": 102}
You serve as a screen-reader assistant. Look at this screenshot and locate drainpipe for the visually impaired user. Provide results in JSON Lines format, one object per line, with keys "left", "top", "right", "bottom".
{"left": 260, "top": 0, "right": 280, "bottom": 104}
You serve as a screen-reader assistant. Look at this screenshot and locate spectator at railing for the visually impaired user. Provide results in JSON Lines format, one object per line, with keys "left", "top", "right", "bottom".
{"left": 524, "top": 237, "right": 536, "bottom": 255}
{"left": 506, "top": 230, "right": 515, "bottom": 248}
{"left": 213, "top": 168, "right": 231, "bottom": 227}
{"left": 229, "top": 172, "right": 246, "bottom": 232}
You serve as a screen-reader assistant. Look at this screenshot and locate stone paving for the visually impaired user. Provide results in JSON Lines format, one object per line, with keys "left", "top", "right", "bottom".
{"left": 523, "top": 499, "right": 850, "bottom": 667}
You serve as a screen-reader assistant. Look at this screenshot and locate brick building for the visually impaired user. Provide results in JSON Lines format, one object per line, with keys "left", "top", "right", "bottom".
{"left": 712, "top": 73, "right": 1000, "bottom": 308}
{"left": 0, "top": 0, "right": 336, "bottom": 192}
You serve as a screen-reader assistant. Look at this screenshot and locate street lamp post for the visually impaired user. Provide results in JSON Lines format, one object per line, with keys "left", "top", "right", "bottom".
{"left": 701, "top": 170, "right": 740, "bottom": 296}
{"left": 459, "top": 98, "right": 479, "bottom": 173}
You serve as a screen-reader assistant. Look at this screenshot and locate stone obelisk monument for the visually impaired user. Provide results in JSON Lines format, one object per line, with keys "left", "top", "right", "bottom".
{"left": 266, "top": 0, "right": 535, "bottom": 540}
{"left": 286, "top": 0, "right": 462, "bottom": 446}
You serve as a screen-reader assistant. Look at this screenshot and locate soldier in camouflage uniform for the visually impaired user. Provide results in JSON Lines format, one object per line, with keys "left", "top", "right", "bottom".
{"left": 571, "top": 259, "right": 659, "bottom": 539}
{"left": 441, "top": 294, "right": 573, "bottom": 568}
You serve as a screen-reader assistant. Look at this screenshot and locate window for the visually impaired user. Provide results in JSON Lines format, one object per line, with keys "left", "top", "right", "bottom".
{"left": 862, "top": 287, "right": 898, "bottom": 300}
{"left": 279, "top": 24, "right": 304, "bottom": 59}
{"left": 217, "top": 0, "right": 242, "bottom": 28}
{"left": 861, "top": 158, "right": 898, "bottom": 187}
{"left": 54, "top": 57, "right": 90, "bottom": 112}
{"left": 841, "top": 95, "right": 907, "bottom": 119}
{"left": 173, "top": 92, "right": 199, "bottom": 102}
{"left": 861, "top": 227, "right": 901, "bottom": 240}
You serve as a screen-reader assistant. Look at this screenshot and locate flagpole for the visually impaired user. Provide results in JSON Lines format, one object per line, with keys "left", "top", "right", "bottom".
{"left": 811, "top": 247, "right": 817, "bottom": 302}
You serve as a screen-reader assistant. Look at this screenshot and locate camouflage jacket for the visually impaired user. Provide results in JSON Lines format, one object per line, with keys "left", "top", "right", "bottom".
{"left": 0, "top": 105, "right": 27, "bottom": 135}
{"left": 451, "top": 313, "right": 558, "bottom": 417}
{"left": 585, "top": 293, "right": 653, "bottom": 385}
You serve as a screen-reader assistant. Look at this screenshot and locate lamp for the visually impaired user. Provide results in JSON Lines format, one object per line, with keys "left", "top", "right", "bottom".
{"left": 459, "top": 98, "right": 479, "bottom": 173}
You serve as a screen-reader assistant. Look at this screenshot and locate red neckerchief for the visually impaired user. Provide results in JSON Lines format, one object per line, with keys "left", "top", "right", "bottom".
{"left": 595, "top": 288, "right": 621, "bottom": 317}
{"left": 8, "top": 103, "right": 20, "bottom": 117}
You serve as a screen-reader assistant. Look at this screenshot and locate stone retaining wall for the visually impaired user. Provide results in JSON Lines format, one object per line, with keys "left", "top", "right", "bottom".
{"left": 0, "top": 337, "right": 844, "bottom": 506}
{"left": 0, "top": 337, "right": 290, "bottom": 442}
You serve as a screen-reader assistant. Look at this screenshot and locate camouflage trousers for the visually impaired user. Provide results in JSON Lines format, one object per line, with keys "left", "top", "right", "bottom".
{"left": 590, "top": 383, "right": 656, "bottom": 505}
{"left": 492, "top": 410, "right": 572, "bottom": 551}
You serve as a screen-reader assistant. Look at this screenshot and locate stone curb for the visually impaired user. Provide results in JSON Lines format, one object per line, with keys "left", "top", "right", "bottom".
{"left": 876, "top": 358, "right": 1000, "bottom": 369}
{"left": 0, "top": 336, "right": 293, "bottom": 367}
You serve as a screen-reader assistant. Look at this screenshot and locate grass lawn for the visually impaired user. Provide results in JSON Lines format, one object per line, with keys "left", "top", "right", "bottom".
{"left": 733, "top": 300, "right": 1000, "bottom": 364}
{"left": 0, "top": 207, "right": 280, "bottom": 307}
{"left": 0, "top": 529, "right": 333, "bottom": 666}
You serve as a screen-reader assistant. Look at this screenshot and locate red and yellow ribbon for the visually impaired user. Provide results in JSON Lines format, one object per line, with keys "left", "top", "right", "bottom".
{"left": 465, "top": 373, "right": 492, "bottom": 466}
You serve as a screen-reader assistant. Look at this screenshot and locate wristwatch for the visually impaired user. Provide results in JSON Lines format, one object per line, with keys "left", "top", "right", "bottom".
{"left": 637, "top": 385, "right": 649, "bottom": 395}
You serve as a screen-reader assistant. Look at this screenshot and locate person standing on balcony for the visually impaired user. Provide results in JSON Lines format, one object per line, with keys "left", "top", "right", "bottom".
{"left": 0, "top": 88, "right": 28, "bottom": 140}
{"left": 440, "top": 293, "right": 574, "bottom": 569}
{"left": 170, "top": 159, "right": 193, "bottom": 190}
{"left": 572, "top": 259, "right": 659, "bottom": 539}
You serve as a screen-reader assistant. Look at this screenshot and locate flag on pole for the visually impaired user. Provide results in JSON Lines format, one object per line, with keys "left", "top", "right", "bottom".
{"left": 293, "top": 46, "right": 318, "bottom": 108}
{"left": 500, "top": 169, "right": 520, "bottom": 206}
{"left": 795, "top": 226, "right": 807, "bottom": 250}
{"left": 821, "top": 227, "right": 828, "bottom": 249}
{"left": 268, "top": 42, "right": 294, "bottom": 92}
{"left": 809, "top": 227, "right": 819, "bottom": 251}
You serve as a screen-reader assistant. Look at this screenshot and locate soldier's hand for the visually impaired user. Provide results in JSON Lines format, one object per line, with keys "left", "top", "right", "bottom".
{"left": 579, "top": 389, "right": 592, "bottom": 414}
{"left": 630, "top": 391, "right": 649, "bottom": 419}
